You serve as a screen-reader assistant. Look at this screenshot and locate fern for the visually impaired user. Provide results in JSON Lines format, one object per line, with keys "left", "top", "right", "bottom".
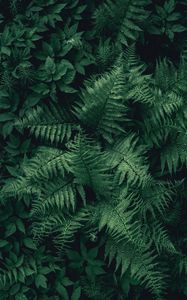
{"left": 97, "top": 200, "right": 141, "bottom": 247}
{"left": 105, "top": 133, "right": 151, "bottom": 187}
{"left": 54, "top": 209, "right": 89, "bottom": 251}
{"left": 116, "top": 0, "right": 150, "bottom": 46}
{"left": 73, "top": 65, "right": 126, "bottom": 143}
{"left": 96, "top": 39, "right": 117, "bottom": 70}
{"left": 1, "top": 37, "right": 187, "bottom": 299}
{"left": 94, "top": 0, "right": 150, "bottom": 46}
{"left": 66, "top": 133, "right": 112, "bottom": 195}
{"left": 127, "top": 66, "right": 154, "bottom": 104}
{"left": 21, "top": 146, "right": 71, "bottom": 180}
{"left": 160, "top": 131, "right": 187, "bottom": 174}
{"left": 105, "top": 238, "right": 167, "bottom": 299}
{"left": 1, "top": 176, "right": 40, "bottom": 200}
{"left": 31, "top": 177, "right": 77, "bottom": 216}
{"left": 31, "top": 176, "right": 86, "bottom": 217}
{"left": 137, "top": 180, "right": 174, "bottom": 219}
{"left": 0, "top": 255, "right": 37, "bottom": 289}
{"left": 142, "top": 220, "right": 176, "bottom": 254}
{"left": 178, "top": 255, "right": 187, "bottom": 275}
{"left": 32, "top": 209, "right": 89, "bottom": 251}
{"left": 128, "top": 57, "right": 187, "bottom": 148}
{"left": 16, "top": 103, "right": 77, "bottom": 144}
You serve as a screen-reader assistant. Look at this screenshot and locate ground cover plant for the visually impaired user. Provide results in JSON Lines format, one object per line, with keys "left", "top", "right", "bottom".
{"left": 0, "top": 0, "right": 187, "bottom": 299}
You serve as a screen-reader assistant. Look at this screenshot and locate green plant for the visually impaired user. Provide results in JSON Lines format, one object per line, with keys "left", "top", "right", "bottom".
{"left": 1, "top": 1, "right": 187, "bottom": 299}
{"left": 94, "top": 0, "right": 150, "bottom": 47}
{"left": 1, "top": 48, "right": 187, "bottom": 299}
{"left": 147, "top": 0, "right": 187, "bottom": 41}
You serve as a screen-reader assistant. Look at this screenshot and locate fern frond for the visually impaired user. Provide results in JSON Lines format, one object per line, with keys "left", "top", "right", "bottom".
{"left": 140, "top": 94, "right": 184, "bottom": 149}
{"left": 98, "top": 203, "right": 142, "bottom": 246}
{"left": 122, "top": 46, "right": 154, "bottom": 104}
{"left": 131, "top": 249, "right": 167, "bottom": 299}
{"left": 32, "top": 209, "right": 89, "bottom": 251}
{"left": 106, "top": 133, "right": 151, "bottom": 187}
{"left": 161, "top": 131, "right": 187, "bottom": 174}
{"left": 66, "top": 133, "right": 112, "bottom": 195}
{"left": 94, "top": 0, "right": 150, "bottom": 46}
{"left": 143, "top": 220, "right": 176, "bottom": 255}
{"left": 1, "top": 176, "right": 40, "bottom": 199}
{"left": 137, "top": 181, "right": 174, "bottom": 219}
{"left": 96, "top": 38, "right": 117, "bottom": 70}
{"left": 31, "top": 177, "right": 77, "bottom": 216}
{"left": 1, "top": 147, "right": 71, "bottom": 201}
{"left": 117, "top": 0, "right": 150, "bottom": 46}
{"left": 95, "top": 188, "right": 145, "bottom": 248}
{"left": 144, "top": 59, "right": 186, "bottom": 128}
{"left": 73, "top": 65, "right": 126, "bottom": 143}
{"left": 140, "top": 116, "right": 176, "bottom": 147}
{"left": 130, "top": 58, "right": 187, "bottom": 149}
{"left": 123, "top": 44, "right": 142, "bottom": 71}
{"left": 154, "top": 59, "right": 185, "bottom": 94}
{"left": 0, "top": 256, "right": 37, "bottom": 289}
{"left": 54, "top": 209, "right": 89, "bottom": 251}
{"left": 178, "top": 255, "right": 187, "bottom": 275}
{"left": 16, "top": 103, "right": 77, "bottom": 144}
{"left": 31, "top": 176, "right": 86, "bottom": 217}
{"left": 150, "top": 90, "right": 183, "bottom": 126}
{"left": 127, "top": 78, "right": 154, "bottom": 104}
{"left": 21, "top": 146, "right": 71, "bottom": 181}
{"left": 105, "top": 238, "right": 167, "bottom": 299}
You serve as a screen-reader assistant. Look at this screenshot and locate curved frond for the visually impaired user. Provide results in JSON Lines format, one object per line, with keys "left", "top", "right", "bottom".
{"left": 21, "top": 146, "right": 71, "bottom": 181}
{"left": 143, "top": 220, "right": 176, "bottom": 254}
{"left": 94, "top": 0, "right": 150, "bottom": 46}
{"left": 15, "top": 103, "right": 77, "bottom": 144}
{"left": 137, "top": 181, "right": 174, "bottom": 219}
{"left": 161, "top": 131, "right": 187, "bottom": 174}
{"left": 67, "top": 133, "right": 112, "bottom": 195}
{"left": 105, "top": 238, "right": 167, "bottom": 299}
{"left": 73, "top": 65, "right": 127, "bottom": 143}
{"left": 31, "top": 177, "right": 77, "bottom": 216}
{"left": 106, "top": 133, "right": 151, "bottom": 187}
{"left": 32, "top": 209, "right": 89, "bottom": 251}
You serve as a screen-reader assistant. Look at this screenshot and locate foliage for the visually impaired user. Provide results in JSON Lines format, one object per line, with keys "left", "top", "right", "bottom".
{"left": 147, "top": 0, "right": 187, "bottom": 41}
{"left": 0, "top": 1, "right": 187, "bottom": 300}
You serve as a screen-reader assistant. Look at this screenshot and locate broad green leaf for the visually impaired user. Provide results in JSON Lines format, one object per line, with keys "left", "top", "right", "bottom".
{"left": 5, "top": 223, "right": 17, "bottom": 237}
{"left": 0, "top": 240, "right": 8, "bottom": 247}
{"left": 56, "top": 283, "right": 69, "bottom": 300}
{"left": 45, "top": 56, "right": 56, "bottom": 74}
{"left": 1, "top": 46, "right": 11, "bottom": 56}
{"left": 88, "top": 247, "right": 98, "bottom": 259}
{"left": 62, "top": 277, "right": 73, "bottom": 286}
{"left": 35, "top": 274, "right": 47, "bottom": 289}
{"left": 71, "top": 287, "right": 81, "bottom": 300}
{"left": 31, "top": 83, "right": 49, "bottom": 95}
{"left": 23, "top": 238, "right": 37, "bottom": 250}
{"left": 16, "top": 219, "right": 26, "bottom": 234}
{"left": 0, "top": 112, "right": 16, "bottom": 122}
{"left": 172, "top": 24, "right": 186, "bottom": 32}
{"left": 10, "top": 283, "right": 21, "bottom": 296}
{"left": 15, "top": 294, "right": 28, "bottom": 300}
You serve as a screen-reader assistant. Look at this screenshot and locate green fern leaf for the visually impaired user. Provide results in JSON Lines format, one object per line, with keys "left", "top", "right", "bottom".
{"left": 15, "top": 104, "right": 77, "bottom": 144}
{"left": 73, "top": 65, "right": 126, "bottom": 143}
{"left": 106, "top": 133, "right": 151, "bottom": 187}
{"left": 105, "top": 238, "right": 167, "bottom": 298}
{"left": 66, "top": 133, "right": 112, "bottom": 195}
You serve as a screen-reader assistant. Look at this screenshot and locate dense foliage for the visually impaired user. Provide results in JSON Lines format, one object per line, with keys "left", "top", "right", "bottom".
{"left": 0, "top": 0, "right": 187, "bottom": 299}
